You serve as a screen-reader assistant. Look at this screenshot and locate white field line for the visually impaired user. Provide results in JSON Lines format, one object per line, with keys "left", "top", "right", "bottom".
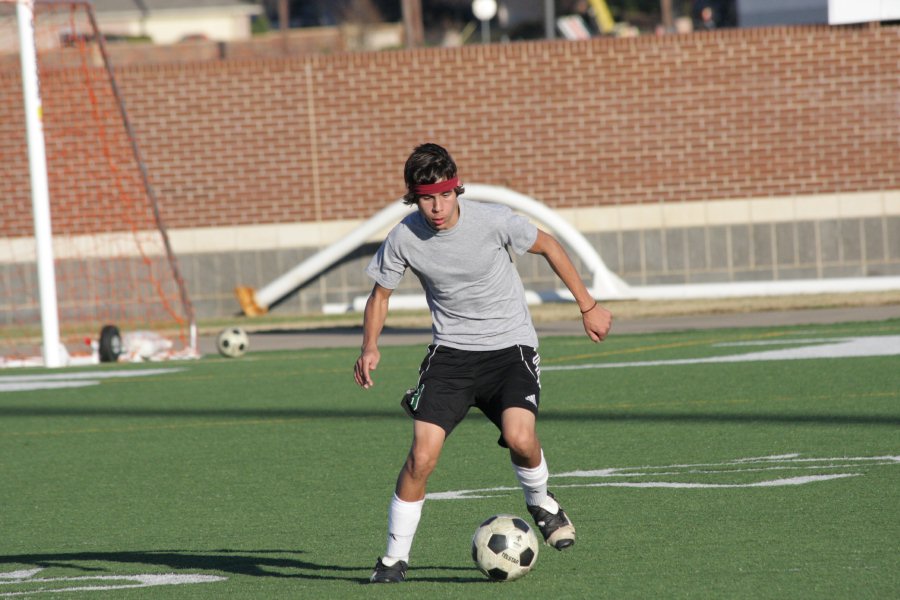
{"left": 0, "top": 368, "right": 185, "bottom": 394}
{"left": 0, "top": 382, "right": 98, "bottom": 392}
{"left": 0, "top": 571, "right": 41, "bottom": 581}
{"left": 543, "top": 335, "right": 900, "bottom": 371}
{"left": 0, "top": 369, "right": 183, "bottom": 383}
{"left": 712, "top": 339, "right": 845, "bottom": 347}
{"left": 552, "top": 462, "right": 899, "bottom": 480}
{"left": 559, "top": 474, "right": 860, "bottom": 489}
{"left": 425, "top": 454, "right": 899, "bottom": 500}
{"left": 425, "top": 475, "right": 861, "bottom": 500}
{"left": 555, "top": 455, "right": 900, "bottom": 478}
{"left": 0, "top": 572, "right": 225, "bottom": 597}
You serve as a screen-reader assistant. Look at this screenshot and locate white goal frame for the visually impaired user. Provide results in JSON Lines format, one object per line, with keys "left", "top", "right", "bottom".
{"left": 11, "top": 0, "right": 60, "bottom": 365}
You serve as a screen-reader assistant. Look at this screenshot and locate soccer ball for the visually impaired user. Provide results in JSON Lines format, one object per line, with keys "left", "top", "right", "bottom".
{"left": 471, "top": 514, "right": 539, "bottom": 581}
{"left": 216, "top": 326, "right": 249, "bottom": 358}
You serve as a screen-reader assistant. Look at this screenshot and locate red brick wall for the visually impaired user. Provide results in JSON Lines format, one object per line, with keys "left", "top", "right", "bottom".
{"left": 1, "top": 24, "right": 897, "bottom": 238}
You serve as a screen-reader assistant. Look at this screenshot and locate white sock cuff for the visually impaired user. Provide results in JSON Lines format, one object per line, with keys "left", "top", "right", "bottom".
{"left": 391, "top": 493, "right": 425, "bottom": 511}
{"left": 512, "top": 450, "right": 547, "bottom": 478}
{"left": 389, "top": 493, "right": 424, "bottom": 537}
{"left": 513, "top": 451, "right": 550, "bottom": 507}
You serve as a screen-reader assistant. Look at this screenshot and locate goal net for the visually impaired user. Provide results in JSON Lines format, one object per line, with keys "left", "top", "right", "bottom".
{"left": 0, "top": 0, "right": 196, "bottom": 366}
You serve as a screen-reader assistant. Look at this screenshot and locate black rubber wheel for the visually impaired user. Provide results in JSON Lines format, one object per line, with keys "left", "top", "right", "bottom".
{"left": 98, "top": 325, "right": 122, "bottom": 363}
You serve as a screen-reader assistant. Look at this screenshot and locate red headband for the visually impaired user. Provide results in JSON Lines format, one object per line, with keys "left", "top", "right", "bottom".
{"left": 412, "top": 176, "right": 459, "bottom": 195}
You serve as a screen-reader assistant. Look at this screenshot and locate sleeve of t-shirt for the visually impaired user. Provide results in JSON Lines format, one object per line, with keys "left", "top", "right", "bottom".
{"left": 365, "top": 231, "right": 407, "bottom": 290}
{"left": 503, "top": 208, "right": 538, "bottom": 256}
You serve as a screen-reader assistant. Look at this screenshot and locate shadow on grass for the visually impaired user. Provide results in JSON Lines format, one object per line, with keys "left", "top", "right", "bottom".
{"left": 0, "top": 549, "right": 482, "bottom": 584}
{"left": 0, "top": 405, "right": 898, "bottom": 427}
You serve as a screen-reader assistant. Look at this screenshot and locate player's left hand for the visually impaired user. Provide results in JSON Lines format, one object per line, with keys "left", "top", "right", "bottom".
{"left": 582, "top": 303, "right": 612, "bottom": 342}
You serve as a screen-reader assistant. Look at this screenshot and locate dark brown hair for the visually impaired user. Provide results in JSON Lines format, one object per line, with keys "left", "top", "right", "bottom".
{"left": 402, "top": 143, "right": 465, "bottom": 205}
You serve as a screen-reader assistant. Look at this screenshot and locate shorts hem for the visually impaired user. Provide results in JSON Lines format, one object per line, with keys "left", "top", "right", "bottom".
{"left": 409, "top": 414, "right": 454, "bottom": 437}
{"left": 500, "top": 401, "right": 539, "bottom": 416}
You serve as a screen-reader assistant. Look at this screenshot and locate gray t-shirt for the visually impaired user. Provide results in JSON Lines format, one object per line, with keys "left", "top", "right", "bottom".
{"left": 366, "top": 198, "right": 539, "bottom": 351}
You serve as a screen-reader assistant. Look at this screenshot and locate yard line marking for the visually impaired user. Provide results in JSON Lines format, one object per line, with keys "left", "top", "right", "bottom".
{"left": 566, "top": 474, "right": 859, "bottom": 488}
{"left": 713, "top": 338, "right": 846, "bottom": 347}
{"left": 0, "top": 571, "right": 41, "bottom": 580}
{"left": 0, "top": 382, "right": 98, "bottom": 392}
{"left": 0, "top": 369, "right": 183, "bottom": 383}
{"left": 0, "top": 368, "right": 184, "bottom": 393}
{"left": 426, "top": 454, "right": 899, "bottom": 500}
{"left": 544, "top": 335, "right": 900, "bottom": 371}
{"left": 554, "top": 454, "right": 900, "bottom": 477}
{"left": 0, "top": 568, "right": 226, "bottom": 597}
{"left": 550, "top": 462, "right": 899, "bottom": 479}
{"left": 425, "top": 475, "right": 860, "bottom": 500}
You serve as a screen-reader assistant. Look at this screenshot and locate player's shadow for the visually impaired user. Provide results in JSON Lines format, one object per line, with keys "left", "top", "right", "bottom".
{"left": 0, "top": 549, "right": 482, "bottom": 584}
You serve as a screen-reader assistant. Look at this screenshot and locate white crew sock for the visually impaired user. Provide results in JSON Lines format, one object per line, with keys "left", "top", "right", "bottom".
{"left": 383, "top": 493, "right": 424, "bottom": 565}
{"left": 512, "top": 451, "right": 559, "bottom": 513}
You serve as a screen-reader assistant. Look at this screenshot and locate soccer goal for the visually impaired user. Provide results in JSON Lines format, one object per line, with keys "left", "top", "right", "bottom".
{"left": 0, "top": 0, "right": 196, "bottom": 366}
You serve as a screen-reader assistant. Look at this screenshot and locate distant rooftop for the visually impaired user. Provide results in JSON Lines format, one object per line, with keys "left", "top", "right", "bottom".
{"left": 90, "top": 1, "right": 259, "bottom": 13}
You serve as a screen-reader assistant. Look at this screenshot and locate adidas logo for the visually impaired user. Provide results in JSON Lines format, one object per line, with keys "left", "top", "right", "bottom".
{"left": 524, "top": 394, "right": 537, "bottom": 406}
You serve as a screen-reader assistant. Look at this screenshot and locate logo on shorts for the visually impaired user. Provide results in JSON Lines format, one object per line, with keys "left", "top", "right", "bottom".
{"left": 524, "top": 394, "right": 537, "bottom": 406}
{"left": 408, "top": 384, "right": 425, "bottom": 412}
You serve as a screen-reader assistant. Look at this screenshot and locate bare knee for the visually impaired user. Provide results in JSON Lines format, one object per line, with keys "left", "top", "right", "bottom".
{"left": 504, "top": 428, "right": 540, "bottom": 462}
{"left": 501, "top": 407, "right": 541, "bottom": 465}
{"left": 396, "top": 420, "right": 446, "bottom": 500}
{"left": 403, "top": 446, "right": 439, "bottom": 482}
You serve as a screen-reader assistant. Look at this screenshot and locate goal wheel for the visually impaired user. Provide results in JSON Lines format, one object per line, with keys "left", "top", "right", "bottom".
{"left": 98, "top": 325, "right": 122, "bottom": 363}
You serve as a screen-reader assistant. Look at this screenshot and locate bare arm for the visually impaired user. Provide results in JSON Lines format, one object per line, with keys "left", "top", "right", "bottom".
{"left": 354, "top": 283, "right": 393, "bottom": 389}
{"left": 528, "top": 230, "right": 612, "bottom": 342}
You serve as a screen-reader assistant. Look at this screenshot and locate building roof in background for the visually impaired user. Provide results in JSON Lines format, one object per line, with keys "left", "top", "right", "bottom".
{"left": 91, "top": 1, "right": 260, "bottom": 14}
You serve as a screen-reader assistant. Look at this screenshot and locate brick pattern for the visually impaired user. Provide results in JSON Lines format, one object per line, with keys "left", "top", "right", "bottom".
{"left": 1, "top": 24, "right": 898, "bottom": 239}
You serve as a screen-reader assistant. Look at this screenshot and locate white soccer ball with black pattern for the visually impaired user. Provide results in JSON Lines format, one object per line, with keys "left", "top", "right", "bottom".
{"left": 216, "top": 326, "right": 249, "bottom": 358}
{"left": 471, "top": 514, "right": 539, "bottom": 581}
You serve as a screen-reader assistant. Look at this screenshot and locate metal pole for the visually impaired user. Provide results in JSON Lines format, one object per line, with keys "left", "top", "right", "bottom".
{"left": 545, "top": 0, "right": 556, "bottom": 39}
{"left": 661, "top": 0, "right": 673, "bottom": 31}
{"left": 481, "top": 19, "right": 490, "bottom": 43}
{"left": 16, "top": 0, "right": 62, "bottom": 367}
{"left": 278, "top": 0, "right": 289, "bottom": 54}
{"left": 402, "top": 0, "right": 424, "bottom": 48}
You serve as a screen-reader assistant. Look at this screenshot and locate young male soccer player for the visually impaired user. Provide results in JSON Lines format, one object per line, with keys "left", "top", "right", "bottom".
{"left": 354, "top": 143, "right": 613, "bottom": 583}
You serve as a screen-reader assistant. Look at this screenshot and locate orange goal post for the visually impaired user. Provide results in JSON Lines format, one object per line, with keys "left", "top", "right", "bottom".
{"left": 0, "top": 0, "right": 196, "bottom": 366}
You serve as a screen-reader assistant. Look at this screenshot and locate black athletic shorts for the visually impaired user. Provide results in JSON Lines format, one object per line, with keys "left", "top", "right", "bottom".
{"left": 400, "top": 344, "right": 541, "bottom": 447}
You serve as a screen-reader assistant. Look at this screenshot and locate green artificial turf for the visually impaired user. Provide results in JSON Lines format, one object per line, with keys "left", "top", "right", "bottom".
{"left": 1, "top": 318, "right": 898, "bottom": 598}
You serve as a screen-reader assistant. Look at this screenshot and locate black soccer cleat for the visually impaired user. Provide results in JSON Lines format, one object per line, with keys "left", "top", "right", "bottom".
{"left": 527, "top": 492, "right": 576, "bottom": 550}
{"left": 369, "top": 557, "right": 408, "bottom": 583}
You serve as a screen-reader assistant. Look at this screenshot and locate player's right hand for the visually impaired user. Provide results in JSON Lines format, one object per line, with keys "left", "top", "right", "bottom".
{"left": 583, "top": 303, "right": 612, "bottom": 342}
{"left": 354, "top": 348, "right": 380, "bottom": 389}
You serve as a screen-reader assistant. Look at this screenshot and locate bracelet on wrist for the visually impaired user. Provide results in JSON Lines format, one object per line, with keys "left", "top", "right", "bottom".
{"left": 580, "top": 301, "right": 598, "bottom": 315}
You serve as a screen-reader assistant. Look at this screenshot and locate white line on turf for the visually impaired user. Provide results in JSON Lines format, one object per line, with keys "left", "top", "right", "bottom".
{"left": 543, "top": 335, "right": 900, "bottom": 371}
{"left": 0, "top": 382, "right": 98, "bottom": 392}
{"left": 0, "top": 569, "right": 226, "bottom": 597}
{"left": 0, "top": 571, "right": 41, "bottom": 580}
{"left": 425, "top": 454, "right": 899, "bottom": 500}
{"left": 0, "top": 369, "right": 183, "bottom": 383}
{"left": 0, "top": 368, "right": 185, "bottom": 394}
{"left": 554, "top": 455, "right": 900, "bottom": 478}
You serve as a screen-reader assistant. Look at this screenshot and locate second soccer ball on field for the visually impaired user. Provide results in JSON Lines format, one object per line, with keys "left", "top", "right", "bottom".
{"left": 216, "top": 326, "right": 249, "bottom": 358}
